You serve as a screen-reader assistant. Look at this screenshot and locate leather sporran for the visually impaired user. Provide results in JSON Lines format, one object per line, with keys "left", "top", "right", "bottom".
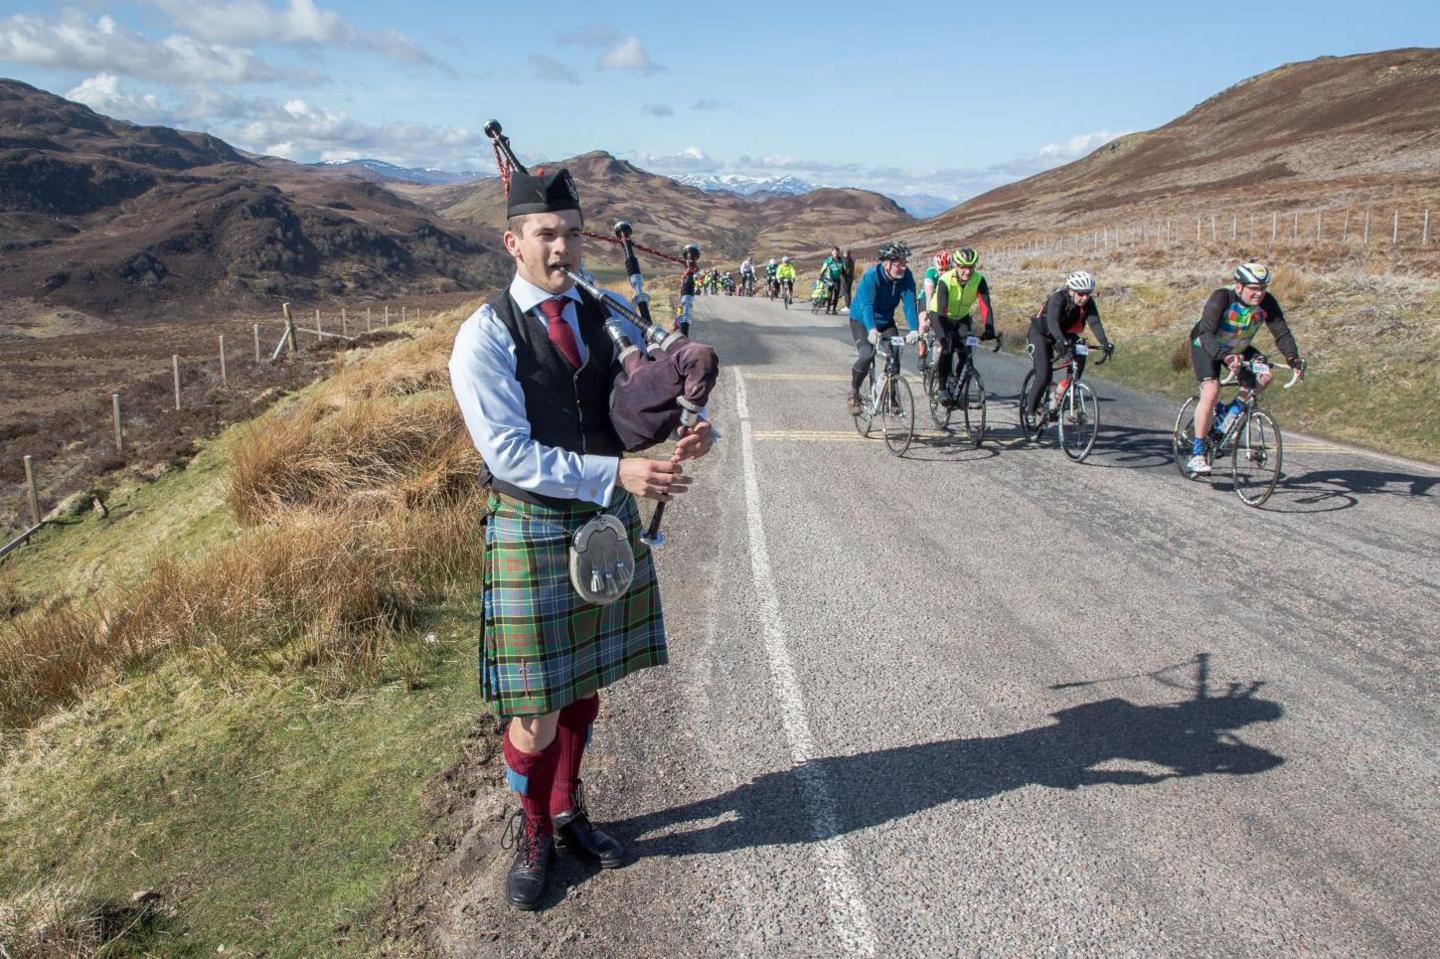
{"left": 569, "top": 514, "right": 635, "bottom": 605}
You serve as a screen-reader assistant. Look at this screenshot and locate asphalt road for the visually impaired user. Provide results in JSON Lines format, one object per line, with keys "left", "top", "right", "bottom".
{"left": 462, "top": 293, "right": 1440, "bottom": 958}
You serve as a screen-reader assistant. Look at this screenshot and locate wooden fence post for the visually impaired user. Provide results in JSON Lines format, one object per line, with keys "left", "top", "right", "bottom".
{"left": 219, "top": 335, "right": 227, "bottom": 386}
{"left": 315, "top": 309, "right": 323, "bottom": 343}
{"left": 1317, "top": 211, "right": 1322, "bottom": 242}
{"left": 23, "top": 455, "right": 40, "bottom": 526}
{"left": 1424, "top": 210, "right": 1430, "bottom": 246}
{"left": 112, "top": 394, "right": 123, "bottom": 454}
{"left": 1231, "top": 214, "right": 1237, "bottom": 240}
{"left": 172, "top": 355, "right": 181, "bottom": 410}
{"left": 341, "top": 307, "right": 348, "bottom": 337}
{"left": 282, "top": 302, "right": 297, "bottom": 354}
{"left": 1249, "top": 212, "right": 1254, "bottom": 240}
{"left": 1196, "top": 217, "right": 1202, "bottom": 242}
{"left": 1210, "top": 215, "right": 1216, "bottom": 241}
{"left": 1271, "top": 212, "right": 1277, "bottom": 243}
{"left": 1364, "top": 210, "right": 1371, "bottom": 244}
{"left": 253, "top": 323, "right": 261, "bottom": 362}
{"left": 1292, "top": 210, "right": 1299, "bottom": 241}
{"left": 385, "top": 305, "right": 390, "bottom": 326}
{"left": 1343, "top": 210, "right": 1350, "bottom": 242}
{"left": 401, "top": 306, "right": 407, "bottom": 323}
{"left": 1392, "top": 210, "right": 1399, "bottom": 244}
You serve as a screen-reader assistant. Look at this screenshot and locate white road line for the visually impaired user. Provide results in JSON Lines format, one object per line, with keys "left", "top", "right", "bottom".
{"left": 735, "top": 369, "right": 878, "bottom": 958}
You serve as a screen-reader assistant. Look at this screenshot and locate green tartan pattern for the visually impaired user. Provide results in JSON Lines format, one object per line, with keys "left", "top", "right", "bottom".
{"left": 480, "top": 491, "right": 667, "bottom": 716}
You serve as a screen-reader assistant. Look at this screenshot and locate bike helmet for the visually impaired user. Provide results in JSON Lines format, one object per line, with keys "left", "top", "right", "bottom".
{"left": 682, "top": 243, "right": 700, "bottom": 260}
{"left": 953, "top": 247, "right": 980, "bottom": 268}
{"left": 936, "top": 251, "right": 952, "bottom": 270}
{"left": 878, "top": 240, "right": 911, "bottom": 262}
{"left": 781, "top": 256, "right": 790, "bottom": 264}
{"left": 1234, "top": 262, "right": 1271, "bottom": 286}
{"left": 1065, "top": 270, "right": 1096, "bottom": 293}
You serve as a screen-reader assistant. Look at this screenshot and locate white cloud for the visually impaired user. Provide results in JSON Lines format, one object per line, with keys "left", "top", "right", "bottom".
{"left": 598, "top": 36, "right": 660, "bottom": 72}
{"left": 65, "top": 72, "right": 172, "bottom": 124}
{"left": 528, "top": 53, "right": 579, "bottom": 84}
{"left": 626, "top": 128, "right": 1131, "bottom": 205}
{"left": 0, "top": 10, "right": 308, "bottom": 84}
{"left": 641, "top": 102, "right": 673, "bottom": 117}
{"left": 62, "top": 74, "right": 494, "bottom": 168}
{"left": 141, "top": 0, "right": 440, "bottom": 66}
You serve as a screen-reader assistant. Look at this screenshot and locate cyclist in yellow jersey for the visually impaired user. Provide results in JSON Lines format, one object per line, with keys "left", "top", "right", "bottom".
{"left": 922, "top": 247, "right": 996, "bottom": 405}
{"left": 775, "top": 257, "right": 797, "bottom": 300}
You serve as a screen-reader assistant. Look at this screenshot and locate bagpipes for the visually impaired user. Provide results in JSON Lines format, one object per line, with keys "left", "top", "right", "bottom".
{"left": 484, "top": 120, "right": 719, "bottom": 546}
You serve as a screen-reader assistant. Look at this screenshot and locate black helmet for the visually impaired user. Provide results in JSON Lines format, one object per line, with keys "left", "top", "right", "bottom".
{"left": 878, "top": 240, "right": 911, "bottom": 262}
{"left": 682, "top": 243, "right": 701, "bottom": 260}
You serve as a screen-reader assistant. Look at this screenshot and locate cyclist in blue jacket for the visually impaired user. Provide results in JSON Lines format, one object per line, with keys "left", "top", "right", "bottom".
{"left": 847, "top": 240, "right": 919, "bottom": 415}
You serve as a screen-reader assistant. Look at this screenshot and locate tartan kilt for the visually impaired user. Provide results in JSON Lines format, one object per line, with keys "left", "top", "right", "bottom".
{"left": 480, "top": 490, "right": 667, "bottom": 716}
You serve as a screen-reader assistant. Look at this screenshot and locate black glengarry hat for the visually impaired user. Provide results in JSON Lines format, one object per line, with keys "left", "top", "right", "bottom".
{"left": 506, "top": 167, "right": 581, "bottom": 217}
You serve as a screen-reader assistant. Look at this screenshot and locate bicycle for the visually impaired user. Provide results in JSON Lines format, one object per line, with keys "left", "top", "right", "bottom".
{"left": 781, "top": 279, "right": 793, "bottom": 310}
{"left": 1020, "top": 340, "right": 1109, "bottom": 462}
{"left": 1171, "top": 356, "right": 1301, "bottom": 506}
{"left": 852, "top": 331, "right": 918, "bottom": 456}
{"left": 923, "top": 329, "right": 1002, "bottom": 446}
{"left": 767, "top": 277, "right": 780, "bottom": 301}
{"left": 740, "top": 274, "right": 756, "bottom": 297}
{"left": 811, "top": 280, "right": 831, "bottom": 315}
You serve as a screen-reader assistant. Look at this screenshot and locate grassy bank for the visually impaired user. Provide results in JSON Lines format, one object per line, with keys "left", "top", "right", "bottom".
{"left": 983, "top": 257, "right": 1440, "bottom": 463}
{"left": 1, "top": 311, "right": 495, "bottom": 957}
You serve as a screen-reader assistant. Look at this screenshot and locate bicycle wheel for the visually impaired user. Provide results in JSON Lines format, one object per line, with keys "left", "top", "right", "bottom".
{"left": 925, "top": 366, "right": 951, "bottom": 429}
{"left": 852, "top": 372, "right": 874, "bottom": 438}
{"left": 1172, "top": 396, "right": 1202, "bottom": 480}
{"left": 1231, "top": 410, "right": 1282, "bottom": 506}
{"left": 960, "top": 367, "right": 987, "bottom": 447}
{"left": 1059, "top": 382, "right": 1099, "bottom": 461}
{"left": 1019, "top": 371, "right": 1042, "bottom": 439}
{"left": 882, "top": 375, "right": 914, "bottom": 456}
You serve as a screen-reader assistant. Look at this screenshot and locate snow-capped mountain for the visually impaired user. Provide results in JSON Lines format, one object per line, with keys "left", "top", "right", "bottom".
{"left": 315, "top": 158, "right": 493, "bottom": 185}
{"left": 676, "top": 173, "right": 815, "bottom": 197}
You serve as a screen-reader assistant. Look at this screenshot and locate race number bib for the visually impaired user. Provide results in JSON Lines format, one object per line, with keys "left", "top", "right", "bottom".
{"left": 1253, "top": 361, "right": 1271, "bottom": 376}
{"left": 965, "top": 336, "right": 980, "bottom": 348}
{"left": 1074, "top": 343, "right": 1090, "bottom": 356}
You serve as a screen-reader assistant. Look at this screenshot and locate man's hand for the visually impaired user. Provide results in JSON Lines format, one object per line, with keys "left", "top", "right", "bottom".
{"left": 919, "top": 313, "right": 933, "bottom": 334}
{"left": 672, "top": 420, "right": 714, "bottom": 463}
{"left": 1291, "top": 356, "right": 1306, "bottom": 377}
{"left": 618, "top": 458, "right": 692, "bottom": 502}
{"left": 1224, "top": 353, "right": 1242, "bottom": 371}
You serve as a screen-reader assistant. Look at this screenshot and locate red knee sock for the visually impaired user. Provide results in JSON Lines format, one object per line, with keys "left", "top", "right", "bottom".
{"left": 550, "top": 695, "right": 600, "bottom": 817}
{"left": 502, "top": 728, "right": 561, "bottom": 836}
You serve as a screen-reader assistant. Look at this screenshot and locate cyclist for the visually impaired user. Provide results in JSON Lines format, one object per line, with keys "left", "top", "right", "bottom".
{"left": 739, "top": 257, "right": 756, "bottom": 295}
{"left": 722, "top": 271, "right": 735, "bottom": 295}
{"left": 924, "top": 247, "right": 996, "bottom": 406}
{"left": 922, "top": 251, "right": 950, "bottom": 314}
{"left": 847, "top": 240, "right": 920, "bottom": 415}
{"left": 1185, "top": 262, "right": 1305, "bottom": 475}
{"left": 677, "top": 243, "right": 700, "bottom": 335}
{"left": 819, "top": 246, "right": 846, "bottom": 314}
{"left": 1024, "top": 270, "right": 1114, "bottom": 422}
{"left": 765, "top": 258, "right": 780, "bottom": 299}
{"left": 776, "top": 256, "right": 797, "bottom": 302}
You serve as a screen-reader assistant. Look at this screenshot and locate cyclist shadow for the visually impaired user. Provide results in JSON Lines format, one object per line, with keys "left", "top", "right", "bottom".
{"left": 616, "top": 653, "right": 1283, "bottom": 857}
{"left": 904, "top": 431, "right": 1001, "bottom": 462}
{"left": 1080, "top": 424, "right": 1175, "bottom": 470}
{"left": 1243, "top": 465, "right": 1438, "bottom": 514}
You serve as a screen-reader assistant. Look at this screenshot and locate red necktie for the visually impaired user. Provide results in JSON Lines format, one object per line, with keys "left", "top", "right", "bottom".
{"left": 537, "top": 296, "right": 582, "bottom": 370}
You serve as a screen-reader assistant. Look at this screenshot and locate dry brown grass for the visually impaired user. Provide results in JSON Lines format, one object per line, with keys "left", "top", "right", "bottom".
{"left": 0, "top": 307, "right": 489, "bottom": 731}
{"left": 0, "top": 882, "right": 166, "bottom": 958}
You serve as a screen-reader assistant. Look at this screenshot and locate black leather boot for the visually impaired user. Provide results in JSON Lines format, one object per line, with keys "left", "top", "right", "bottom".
{"left": 503, "top": 811, "right": 553, "bottom": 910}
{"left": 552, "top": 786, "right": 625, "bottom": 869}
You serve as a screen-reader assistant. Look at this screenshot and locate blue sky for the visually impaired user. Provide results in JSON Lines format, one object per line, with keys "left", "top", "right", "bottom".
{"left": 2, "top": 0, "right": 1436, "bottom": 203}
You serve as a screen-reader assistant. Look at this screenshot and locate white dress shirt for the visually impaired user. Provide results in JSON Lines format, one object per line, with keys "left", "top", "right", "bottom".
{"left": 449, "top": 273, "right": 647, "bottom": 507}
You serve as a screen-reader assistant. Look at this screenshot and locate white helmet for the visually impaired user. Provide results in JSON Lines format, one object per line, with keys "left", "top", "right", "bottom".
{"left": 1234, "top": 262, "right": 1271, "bottom": 286}
{"left": 1066, "top": 270, "right": 1096, "bottom": 293}
{"left": 782, "top": 256, "right": 790, "bottom": 264}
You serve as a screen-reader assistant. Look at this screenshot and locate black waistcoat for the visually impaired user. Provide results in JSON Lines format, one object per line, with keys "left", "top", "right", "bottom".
{"left": 488, "top": 287, "right": 624, "bottom": 507}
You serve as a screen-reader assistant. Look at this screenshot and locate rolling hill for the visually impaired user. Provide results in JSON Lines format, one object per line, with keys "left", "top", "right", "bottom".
{"left": 900, "top": 48, "right": 1440, "bottom": 251}
{"left": 0, "top": 78, "right": 509, "bottom": 321}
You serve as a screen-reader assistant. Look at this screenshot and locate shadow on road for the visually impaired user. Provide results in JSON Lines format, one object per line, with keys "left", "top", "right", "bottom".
{"left": 1081, "top": 423, "right": 1176, "bottom": 470}
{"left": 618, "top": 653, "right": 1283, "bottom": 857}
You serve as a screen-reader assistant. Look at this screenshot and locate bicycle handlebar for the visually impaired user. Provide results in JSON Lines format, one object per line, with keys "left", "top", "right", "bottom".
{"left": 1219, "top": 358, "right": 1304, "bottom": 390}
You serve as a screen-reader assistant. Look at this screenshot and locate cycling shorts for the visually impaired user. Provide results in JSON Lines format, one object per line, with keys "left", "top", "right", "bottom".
{"left": 1191, "top": 342, "right": 1261, "bottom": 383}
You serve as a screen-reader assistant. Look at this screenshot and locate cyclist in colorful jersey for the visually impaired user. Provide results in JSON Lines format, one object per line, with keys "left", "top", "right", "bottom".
{"left": 765, "top": 258, "right": 780, "bottom": 298}
{"left": 923, "top": 247, "right": 996, "bottom": 405}
{"left": 921, "top": 251, "right": 950, "bottom": 315}
{"left": 847, "top": 240, "right": 920, "bottom": 415}
{"left": 1024, "top": 270, "right": 1114, "bottom": 420}
{"left": 1185, "top": 261, "right": 1305, "bottom": 475}
{"left": 776, "top": 257, "right": 797, "bottom": 299}
{"left": 819, "top": 246, "right": 846, "bottom": 314}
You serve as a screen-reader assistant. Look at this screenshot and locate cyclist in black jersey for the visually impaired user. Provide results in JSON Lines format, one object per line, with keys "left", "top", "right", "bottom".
{"left": 1185, "top": 262, "right": 1305, "bottom": 475}
{"left": 1024, "top": 271, "right": 1114, "bottom": 419}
